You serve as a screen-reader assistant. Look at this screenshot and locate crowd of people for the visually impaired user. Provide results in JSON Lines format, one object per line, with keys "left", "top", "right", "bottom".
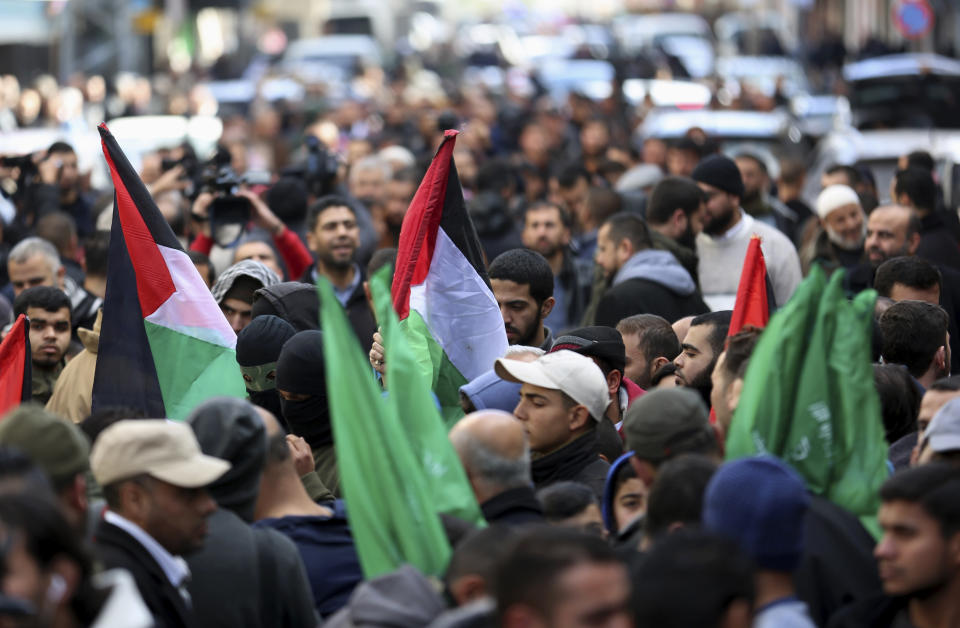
{"left": 0, "top": 56, "right": 960, "bottom": 628}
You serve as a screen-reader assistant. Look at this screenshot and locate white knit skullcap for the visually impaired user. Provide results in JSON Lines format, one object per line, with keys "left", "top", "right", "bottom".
{"left": 816, "top": 185, "right": 861, "bottom": 220}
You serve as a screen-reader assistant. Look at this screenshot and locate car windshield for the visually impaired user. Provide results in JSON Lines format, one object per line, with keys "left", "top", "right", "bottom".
{"left": 849, "top": 76, "right": 960, "bottom": 129}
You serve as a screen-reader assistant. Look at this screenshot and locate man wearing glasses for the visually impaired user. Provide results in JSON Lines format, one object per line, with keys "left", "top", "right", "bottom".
{"left": 12, "top": 285, "right": 72, "bottom": 404}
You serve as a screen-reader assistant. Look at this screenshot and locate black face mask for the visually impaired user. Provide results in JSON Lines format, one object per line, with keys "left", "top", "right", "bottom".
{"left": 247, "top": 389, "right": 286, "bottom": 429}
{"left": 280, "top": 394, "right": 333, "bottom": 449}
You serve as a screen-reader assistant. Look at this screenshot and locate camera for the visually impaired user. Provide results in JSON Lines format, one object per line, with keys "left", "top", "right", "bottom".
{"left": 281, "top": 135, "right": 339, "bottom": 198}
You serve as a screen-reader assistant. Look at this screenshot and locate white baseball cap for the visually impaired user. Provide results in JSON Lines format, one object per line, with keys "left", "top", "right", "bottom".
{"left": 923, "top": 397, "right": 960, "bottom": 454}
{"left": 494, "top": 350, "right": 611, "bottom": 421}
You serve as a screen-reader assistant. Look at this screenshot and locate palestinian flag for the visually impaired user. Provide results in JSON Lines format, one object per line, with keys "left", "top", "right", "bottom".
{"left": 391, "top": 130, "right": 508, "bottom": 425}
{"left": 729, "top": 235, "right": 774, "bottom": 335}
{"left": 0, "top": 315, "right": 30, "bottom": 416}
{"left": 92, "top": 124, "right": 245, "bottom": 420}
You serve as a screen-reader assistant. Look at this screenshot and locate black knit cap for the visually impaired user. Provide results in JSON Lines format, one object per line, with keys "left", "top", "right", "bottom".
{"left": 236, "top": 314, "right": 296, "bottom": 367}
{"left": 691, "top": 154, "right": 745, "bottom": 199}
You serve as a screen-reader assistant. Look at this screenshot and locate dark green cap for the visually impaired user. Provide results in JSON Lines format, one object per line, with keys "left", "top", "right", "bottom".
{"left": 0, "top": 404, "right": 90, "bottom": 489}
{"left": 623, "top": 388, "right": 717, "bottom": 464}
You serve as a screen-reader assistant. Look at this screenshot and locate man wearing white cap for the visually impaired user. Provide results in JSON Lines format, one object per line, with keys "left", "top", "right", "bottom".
{"left": 495, "top": 349, "right": 612, "bottom": 499}
{"left": 916, "top": 397, "right": 960, "bottom": 466}
{"left": 800, "top": 184, "right": 866, "bottom": 275}
{"left": 91, "top": 420, "right": 231, "bottom": 628}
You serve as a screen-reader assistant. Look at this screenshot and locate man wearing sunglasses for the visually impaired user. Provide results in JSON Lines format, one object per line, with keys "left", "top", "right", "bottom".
{"left": 12, "top": 286, "right": 72, "bottom": 405}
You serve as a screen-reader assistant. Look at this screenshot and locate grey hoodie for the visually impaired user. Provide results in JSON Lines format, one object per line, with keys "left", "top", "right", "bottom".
{"left": 612, "top": 249, "right": 697, "bottom": 296}
{"left": 324, "top": 565, "right": 447, "bottom": 627}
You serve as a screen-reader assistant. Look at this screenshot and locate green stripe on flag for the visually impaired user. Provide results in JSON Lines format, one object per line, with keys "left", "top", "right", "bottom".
{"left": 370, "top": 268, "right": 485, "bottom": 526}
{"left": 143, "top": 320, "right": 246, "bottom": 420}
{"left": 318, "top": 277, "right": 451, "bottom": 578}
{"left": 399, "top": 310, "right": 468, "bottom": 428}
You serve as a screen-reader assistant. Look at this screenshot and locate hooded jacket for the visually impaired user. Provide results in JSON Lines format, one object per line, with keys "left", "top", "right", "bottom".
{"left": 323, "top": 565, "right": 447, "bottom": 628}
{"left": 601, "top": 452, "right": 636, "bottom": 536}
{"left": 185, "top": 398, "right": 318, "bottom": 628}
{"left": 594, "top": 249, "right": 709, "bottom": 328}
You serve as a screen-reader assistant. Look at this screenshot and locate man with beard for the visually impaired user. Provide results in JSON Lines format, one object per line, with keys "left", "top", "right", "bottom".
{"left": 593, "top": 213, "right": 708, "bottom": 328}
{"left": 692, "top": 155, "right": 801, "bottom": 311}
{"left": 489, "top": 249, "right": 556, "bottom": 350}
{"left": 375, "top": 167, "right": 418, "bottom": 249}
{"left": 617, "top": 314, "right": 681, "bottom": 390}
{"left": 300, "top": 196, "right": 376, "bottom": 353}
{"left": 800, "top": 184, "right": 866, "bottom": 276}
{"left": 12, "top": 286, "right": 72, "bottom": 405}
{"left": 645, "top": 176, "right": 705, "bottom": 287}
{"left": 521, "top": 201, "right": 588, "bottom": 332}
{"left": 734, "top": 152, "right": 800, "bottom": 241}
{"left": 673, "top": 310, "right": 732, "bottom": 406}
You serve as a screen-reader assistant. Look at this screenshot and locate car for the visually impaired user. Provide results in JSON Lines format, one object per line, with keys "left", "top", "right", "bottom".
{"left": 612, "top": 13, "right": 715, "bottom": 78}
{"left": 790, "top": 94, "right": 849, "bottom": 140}
{"left": 714, "top": 11, "right": 794, "bottom": 57}
{"left": 636, "top": 108, "right": 806, "bottom": 159}
{"left": 535, "top": 58, "right": 615, "bottom": 103}
{"left": 281, "top": 35, "right": 383, "bottom": 85}
{"left": 804, "top": 128, "right": 960, "bottom": 209}
{"left": 715, "top": 55, "right": 811, "bottom": 100}
{"left": 622, "top": 79, "right": 712, "bottom": 109}
{"left": 841, "top": 53, "right": 960, "bottom": 130}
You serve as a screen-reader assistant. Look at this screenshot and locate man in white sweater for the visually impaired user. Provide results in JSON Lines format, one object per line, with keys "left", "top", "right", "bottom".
{"left": 692, "top": 154, "right": 802, "bottom": 311}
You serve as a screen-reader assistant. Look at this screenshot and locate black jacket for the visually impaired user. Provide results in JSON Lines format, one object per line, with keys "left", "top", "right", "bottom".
{"left": 826, "top": 593, "right": 908, "bottom": 628}
{"left": 917, "top": 212, "right": 960, "bottom": 271}
{"left": 480, "top": 486, "right": 544, "bottom": 526}
{"left": 796, "top": 496, "right": 883, "bottom": 627}
{"left": 93, "top": 519, "right": 197, "bottom": 628}
{"left": 531, "top": 430, "right": 610, "bottom": 500}
{"left": 252, "top": 271, "right": 376, "bottom": 353}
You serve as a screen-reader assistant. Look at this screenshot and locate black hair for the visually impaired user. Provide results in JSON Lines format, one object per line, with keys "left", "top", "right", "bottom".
{"left": 488, "top": 249, "right": 554, "bottom": 307}
{"left": 880, "top": 463, "right": 960, "bottom": 538}
{"left": 35, "top": 212, "right": 77, "bottom": 256}
{"left": 83, "top": 231, "right": 110, "bottom": 278}
{"left": 555, "top": 163, "right": 590, "bottom": 190}
{"left": 690, "top": 310, "right": 733, "bottom": 358}
{"left": 646, "top": 177, "right": 705, "bottom": 226}
{"left": 879, "top": 301, "right": 949, "bottom": 378}
{"left": 265, "top": 177, "right": 309, "bottom": 223}
{"left": 306, "top": 195, "right": 356, "bottom": 232}
{"left": 524, "top": 201, "right": 573, "bottom": 230}
{"left": 931, "top": 375, "right": 960, "bottom": 392}
{"left": 631, "top": 529, "right": 754, "bottom": 627}
{"left": 617, "top": 314, "right": 682, "bottom": 362}
{"left": 366, "top": 248, "right": 397, "bottom": 281}
{"left": 476, "top": 159, "right": 516, "bottom": 195}
{"left": 824, "top": 164, "right": 862, "bottom": 187}
{"left": 721, "top": 326, "right": 762, "bottom": 380}
{"left": 537, "top": 481, "right": 598, "bottom": 522}
{"left": 650, "top": 362, "right": 678, "bottom": 386}
{"left": 495, "top": 526, "right": 624, "bottom": 623}
{"left": 586, "top": 186, "right": 622, "bottom": 226}
{"left": 444, "top": 524, "right": 519, "bottom": 593}
{"left": 644, "top": 454, "right": 717, "bottom": 540}
{"left": 873, "top": 364, "right": 921, "bottom": 445}
{"left": 47, "top": 141, "right": 75, "bottom": 155}
{"left": 602, "top": 212, "right": 652, "bottom": 251}
{"left": 80, "top": 406, "right": 148, "bottom": 445}
{"left": 13, "top": 286, "right": 71, "bottom": 321}
{"left": 875, "top": 257, "right": 942, "bottom": 298}
{"left": 187, "top": 250, "right": 215, "bottom": 286}
{"left": 906, "top": 150, "right": 935, "bottom": 173}
{"left": 895, "top": 167, "right": 937, "bottom": 212}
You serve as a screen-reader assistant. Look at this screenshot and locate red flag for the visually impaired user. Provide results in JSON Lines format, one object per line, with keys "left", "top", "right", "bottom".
{"left": 729, "top": 236, "right": 770, "bottom": 336}
{"left": 0, "top": 315, "right": 31, "bottom": 416}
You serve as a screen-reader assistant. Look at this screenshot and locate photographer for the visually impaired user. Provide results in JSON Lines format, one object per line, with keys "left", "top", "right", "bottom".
{"left": 189, "top": 185, "right": 313, "bottom": 281}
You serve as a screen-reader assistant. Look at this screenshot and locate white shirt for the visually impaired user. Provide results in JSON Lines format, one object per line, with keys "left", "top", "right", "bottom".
{"left": 104, "top": 510, "right": 191, "bottom": 592}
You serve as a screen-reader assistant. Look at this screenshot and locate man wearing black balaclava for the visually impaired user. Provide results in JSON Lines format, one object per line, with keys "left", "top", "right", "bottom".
{"left": 276, "top": 330, "right": 339, "bottom": 496}
{"left": 236, "top": 314, "right": 297, "bottom": 423}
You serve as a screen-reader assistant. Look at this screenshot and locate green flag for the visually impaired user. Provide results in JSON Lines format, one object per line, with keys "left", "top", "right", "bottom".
{"left": 370, "top": 268, "right": 486, "bottom": 526}
{"left": 725, "top": 266, "right": 888, "bottom": 537}
{"left": 317, "top": 277, "right": 451, "bottom": 578}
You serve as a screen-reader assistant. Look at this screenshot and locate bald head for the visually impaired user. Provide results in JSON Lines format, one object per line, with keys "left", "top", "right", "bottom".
{"left": 256, "top": 406, "right": 282, "bottom": 437}
{"left": 450, "top": 410, "right": 531, "bottom": 502}
{"left": 672, "top": 316, "right": 695, "bottom": 346}
{"left": 865, "top": 204, "right": 922, "bottom": 266}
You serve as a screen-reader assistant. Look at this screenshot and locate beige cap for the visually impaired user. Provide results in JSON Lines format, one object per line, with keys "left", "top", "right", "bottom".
{"left": 495, "top": 349, "right": 611, "bottom": 421}
{"left": 90, "top": 420, "right": 231, "bottom": 488}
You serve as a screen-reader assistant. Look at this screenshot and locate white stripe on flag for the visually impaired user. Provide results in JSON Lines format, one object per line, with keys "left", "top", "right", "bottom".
{"left": 410, "top": 228, "right": 508, "bottom": 381}
{"left": 145, "top": 246, "right": 237, "bottom": 349}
